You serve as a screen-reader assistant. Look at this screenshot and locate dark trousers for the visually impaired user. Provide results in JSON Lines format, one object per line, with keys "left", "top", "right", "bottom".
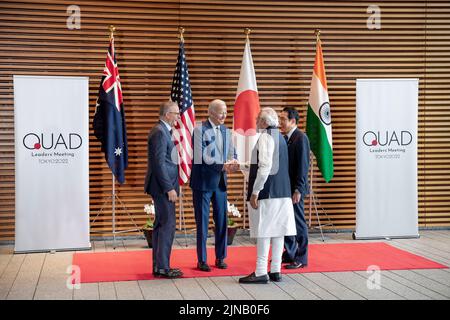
{"left": 152, "top": 193, "right": 176, "bottom": 271}
{"left": 193, "top": 189, "right": 227, "bottom": 263}
{"left": 283, "top": 195, "right": 308, "bottom": 265}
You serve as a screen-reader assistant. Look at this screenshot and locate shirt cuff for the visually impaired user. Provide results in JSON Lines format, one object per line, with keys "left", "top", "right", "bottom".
{"left": 239, "top": 162, "right": 250, "bottom": 171}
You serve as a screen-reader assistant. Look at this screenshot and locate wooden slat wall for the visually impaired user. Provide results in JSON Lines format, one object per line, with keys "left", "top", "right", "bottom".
{"left": 0, "top": 0, "right": 449, "bottom": 241}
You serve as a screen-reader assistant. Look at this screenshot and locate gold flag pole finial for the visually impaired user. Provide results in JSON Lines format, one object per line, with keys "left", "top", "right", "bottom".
{"left": 109, "top": 25, "right": 116, "bottom": 39}
{"left": 244, "top": 28, "right": 251, "bottom": 39}
{"left": 315, "top": 29, "right": 321, "bottom": 42}
{"left": 178, "top": 27, "right": 185, "bottom": 42}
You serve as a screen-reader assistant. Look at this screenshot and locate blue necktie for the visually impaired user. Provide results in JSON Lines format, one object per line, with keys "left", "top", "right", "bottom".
{"left": 216, "top": 127, "right": 223, "bottom": 159}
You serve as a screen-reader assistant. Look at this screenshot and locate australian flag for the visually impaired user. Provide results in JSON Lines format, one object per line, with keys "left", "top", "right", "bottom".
{"left": 93, "top": 36, "right": 128, "bottom": 184}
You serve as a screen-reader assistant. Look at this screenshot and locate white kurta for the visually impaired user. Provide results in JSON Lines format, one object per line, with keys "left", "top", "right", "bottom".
{"left": 242, "top": 131, "right": 296, "bottom": 238}
{"left": 247, "top": 198, "right": 296, "bottom": 238}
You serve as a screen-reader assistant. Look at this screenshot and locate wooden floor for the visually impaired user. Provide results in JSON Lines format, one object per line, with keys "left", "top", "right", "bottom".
{"left": 1, "top": 230, "right": 449, "bottom": 300}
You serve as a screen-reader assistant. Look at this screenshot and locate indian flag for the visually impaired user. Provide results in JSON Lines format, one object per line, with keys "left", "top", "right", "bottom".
{"left": 306, "top": 39, "right": 334, "bottom": 182}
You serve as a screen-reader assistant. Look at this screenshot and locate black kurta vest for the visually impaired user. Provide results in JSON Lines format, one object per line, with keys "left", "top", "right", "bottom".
{"left": 247, "top": 127, "right": 291, "bottom": 201}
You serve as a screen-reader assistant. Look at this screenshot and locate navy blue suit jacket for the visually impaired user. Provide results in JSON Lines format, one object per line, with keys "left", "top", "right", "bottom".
{"left": 287, "top": 128, "right": 310, "bottom": 195}
{"left": 190, "top": 120, "right": 236, "bottom": 191}
{"left": 144, "top": 121, "right": 179, "bottom": 197}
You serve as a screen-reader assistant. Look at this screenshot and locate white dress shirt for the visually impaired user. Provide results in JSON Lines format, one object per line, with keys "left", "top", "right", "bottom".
{"left": 251, "top": 131, "right": 274, "bottom": 196}
{"left": 285, "top": 126, "right": 296, "bottom": 142}
{"left": 208, "top": 118, "right": 223, "bottom": 159}
{"left": 160, "top": 119, "right": 172, "bottom": 133}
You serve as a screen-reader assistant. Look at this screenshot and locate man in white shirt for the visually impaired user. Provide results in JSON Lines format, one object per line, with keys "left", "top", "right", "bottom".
{"left": 239, "top": 107, "right": 296, "bottom": 284}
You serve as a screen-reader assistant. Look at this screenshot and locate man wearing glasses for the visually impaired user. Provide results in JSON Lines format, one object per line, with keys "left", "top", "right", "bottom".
{"left": 144, "top": 101, "right": 183, "bottom": 278}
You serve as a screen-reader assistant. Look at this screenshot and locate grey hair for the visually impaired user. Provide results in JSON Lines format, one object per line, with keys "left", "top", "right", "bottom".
{"left": 260, "top": 107, "right": 279, "bottom": 127}
{"left": 208, "top": 99, "right": 226, "bottom": 112}
{"left": 159, "top": 100, "right": 178, "bottom": 117}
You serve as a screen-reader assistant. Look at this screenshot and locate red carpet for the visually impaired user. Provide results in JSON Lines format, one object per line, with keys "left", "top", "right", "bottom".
{"left": 72, "top": 242, "right": 447, "bottom": 283}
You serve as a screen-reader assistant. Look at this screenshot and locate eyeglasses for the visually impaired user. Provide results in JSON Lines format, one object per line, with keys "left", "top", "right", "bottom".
{"left": 168, "top": 111, "right": 180, "bottom": 116}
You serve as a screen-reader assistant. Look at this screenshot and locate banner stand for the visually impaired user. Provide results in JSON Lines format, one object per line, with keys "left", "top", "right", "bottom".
{"left": 353, "top": 234, "right": 420, "bottom": 241}
{"left": 14, "top": 75, "right": 91, "bottom": 253}
{"left": 355, "top": 79, "right": 419, "bottom": 240}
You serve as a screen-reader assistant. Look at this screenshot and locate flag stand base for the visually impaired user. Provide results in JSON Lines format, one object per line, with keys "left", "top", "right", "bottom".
{"left": 91, "top": 174, "right": 144, "bottom": 249}
{"left": 178, "top": 186, "right": 196, "bottom": 247}
{"left": 308, "top": 154, "right": 338, "bottom": 242}
{"left": 308, "top": 189, "right": 338, "bottom": 242}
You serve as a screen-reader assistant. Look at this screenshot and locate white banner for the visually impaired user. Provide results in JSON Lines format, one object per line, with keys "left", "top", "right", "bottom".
{"left": 355, "top": 79, "right": 419, "bottom": 239}
{"left": 14, "top": 76, "right": 91, "bottom": 252}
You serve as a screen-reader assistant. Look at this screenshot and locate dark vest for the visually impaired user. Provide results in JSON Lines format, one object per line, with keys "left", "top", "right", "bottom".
{"left": 247, "top": 127, "right": 291, "bottom": 201}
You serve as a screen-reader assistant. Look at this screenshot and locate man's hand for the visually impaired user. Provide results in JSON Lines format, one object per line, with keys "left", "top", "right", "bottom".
{"left": 250, "top": 194, "right": 259, "bottom": 209}
{"left": 167, "top": 189, "right": 178, "bottom": 203}
{"left": 292, "top": 191, "right": 301, "bottom": 204}
{"left": 223, "top": 159, "right": 239, "bottom": 173}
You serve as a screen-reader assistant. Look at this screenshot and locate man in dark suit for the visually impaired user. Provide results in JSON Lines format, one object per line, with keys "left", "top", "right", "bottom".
{"left": 279, "top": 107, "right": 311, "bottom": 269}
{"left": 190, "top": 99, "right": 238, "bottom": 272}
{"left": 144, "top": 101, "right": 183, "bottom": 279}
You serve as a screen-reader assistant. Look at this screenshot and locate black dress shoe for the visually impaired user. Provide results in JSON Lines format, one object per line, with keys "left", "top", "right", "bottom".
{"left": 153, "top": 268, "right": 181, "bottom": 276}
{"left": 282, "top": 257, "right": 294, "bottom": 264}
{"left": 268, "top": 272, "right": 282, "bottom": 282}
{"left": 285, "top": 261, "right": 307, "bottom": 269}
{"left": 154, "top": 268, "right": 183, "bottom": 278}
{"left": 238, "top": 272, "right": 269, "bottom": 284}
{"left": 197, "top": 262, "right": 211, "bottom": 272}
{"left": 215, "top": 259, "right": 228, "bottom": 269}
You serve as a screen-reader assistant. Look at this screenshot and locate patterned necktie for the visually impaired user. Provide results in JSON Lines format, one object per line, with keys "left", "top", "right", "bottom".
{"left": 215, "top": 126, "right": 223, "bottom": 159}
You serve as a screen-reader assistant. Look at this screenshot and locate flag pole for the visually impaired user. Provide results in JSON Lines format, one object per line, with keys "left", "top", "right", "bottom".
{"left": 307, "top": 29, "right": 337, "bottom": 240}
{"left": 308, "top": 29, "right": 320, "bottom": 228}
{"left": 112, "top": 173, "right": 116, "bottom": 249}
{"left": 177, "top": 26, "right": 189, "bottom": 247}
{"left": 245, "top": 27, "right": 251, "bottom": 39}
{"left": 179, "top": 26, "right": 185, "bottom": 42}
{"left": 109, "top": 24, "right": 115, "bottom": 40}
{"left": 109, "top": 25, "right": 117, "bottom": 250}
{"left": 107, "top": 25, "right": 142, "bottom": 248}
{"left": 308, "top": 153, "right": 313, "bottom": 227}
{"left": 242, "top": 27, "right": 251, "bottom": 229}
{"left": 308, "top": 29, "right": 321, "bottom": 238}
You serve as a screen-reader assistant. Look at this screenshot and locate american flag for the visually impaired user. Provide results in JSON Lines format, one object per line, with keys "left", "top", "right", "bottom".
{"left": 170, "top": 39, "right": 195, "bottom": 185}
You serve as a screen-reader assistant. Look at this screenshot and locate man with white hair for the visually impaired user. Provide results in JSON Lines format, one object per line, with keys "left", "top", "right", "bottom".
{"left": 239, "top": 107, "right": 296, "bottom": 284}
{"left": 190, "top": 99, "right": 238, "bottom": 272}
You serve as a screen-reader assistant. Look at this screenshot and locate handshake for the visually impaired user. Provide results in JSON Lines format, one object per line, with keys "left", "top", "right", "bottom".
{"left": 223, "top": 159, "right": 240, "bottom": 173}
